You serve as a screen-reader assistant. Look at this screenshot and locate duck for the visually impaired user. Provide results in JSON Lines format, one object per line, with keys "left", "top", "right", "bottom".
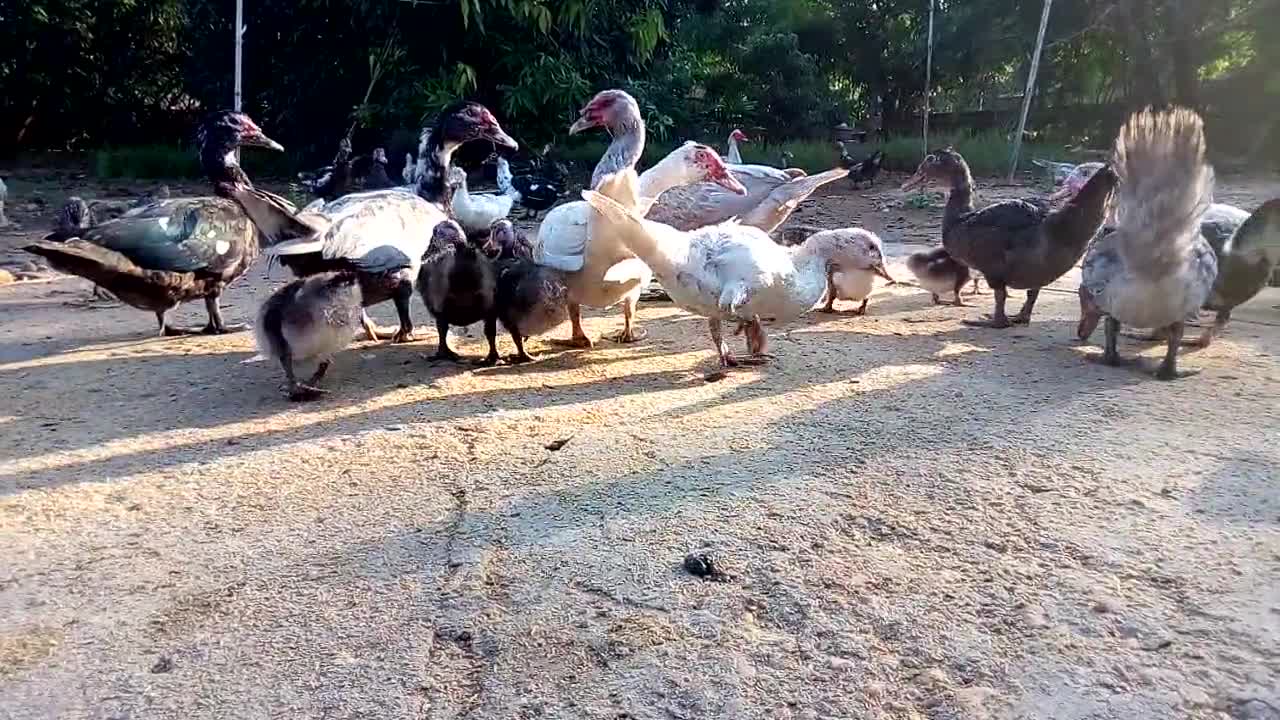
{"left": 1079, "top": 107, "right": 1217, "bottom": 380}
{"left": 845, "top": 149, "right": 884, "bottom": 189}
{"left": 402, "top": 152, "right": 416, "bottom": 185}
{"left": 1190, "top": 199, "right": 1280, "bottom": 346}
{"left": 270, "top": 101, "right": 517, "bottom": 344}
{"left": 581, "top": 169, "right": 883, "bottom": 367}
{"left": 362, "top": 148, "right": 395, "bottom": 190}
{"left": 906, "top": 246, "right": 972, "bottom": 306}
{"left": 726, "top": 129, "right": 747, "bottom": 164}
{"left": 646, "top": 149, "right": 847, "bottom": 234}
{"left": 1033, "top": 159, "right": 1086, "bottom": 186}
{"left": 449, "top": 162, "right": 515, "bottom": 237}
{"left": 417, "top": 219, "right": 499, "bottom": 364}
{"left": 816, "top": 229, "right": 896, "bottom": 314}
{"left": 488, "top": 219, "right": 570, "bottom": 363}
{"left": 254, "top": 271, "right": 363, "bottom": 401}
{"left": 23, "top": 111, "right": 308, "bottom": 336}
{"left": 299, "top": 138, "right": 355, "bottom": 202}
{"left": 534, "top": 89, "right": 746, "bottom": 347}
{"left": 497, "top": 156, "right": 560, "bottom": 220}
{"left": 900, "top": 146, "right": 1117, "bottom": 328}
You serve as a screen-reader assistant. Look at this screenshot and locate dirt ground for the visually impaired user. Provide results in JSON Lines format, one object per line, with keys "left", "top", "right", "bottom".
{"left": 1, "top": 169, "right": 1278, "bottom": 720}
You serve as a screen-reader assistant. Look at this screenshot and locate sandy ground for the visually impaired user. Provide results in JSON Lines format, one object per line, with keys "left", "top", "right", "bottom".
{"left": 1, "top": 170, "right": 1279, "bottom": 720}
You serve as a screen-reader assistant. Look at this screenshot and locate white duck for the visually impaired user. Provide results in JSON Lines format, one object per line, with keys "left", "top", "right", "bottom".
{"left": 815, "top": 229, "right": 897, "bottom": 315}
{"left": 646, "top": 151, "right": 850, "bottom": 233}
{"left": 448, "top": 162, "right": 516, "bottom": 236}
{"left": 582, "top": 170, "right": 880, "bottom": 367}
{"left": 725, "top": 129, "right": 747, "bottom": 164}
{"left": 534, "top": 89, "right": 746, "bottom": 346}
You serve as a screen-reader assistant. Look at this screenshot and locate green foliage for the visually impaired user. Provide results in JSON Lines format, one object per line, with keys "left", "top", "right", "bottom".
{"left": 92, "top": 145, "right": 298, "bottom": 180}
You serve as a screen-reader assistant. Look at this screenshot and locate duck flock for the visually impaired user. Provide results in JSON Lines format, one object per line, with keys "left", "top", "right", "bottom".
{"left": 18, "top": 93, "right": 1280, "bottom": 399}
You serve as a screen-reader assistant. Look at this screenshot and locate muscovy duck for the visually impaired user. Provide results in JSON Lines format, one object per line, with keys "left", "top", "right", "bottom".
{"left": 448, "top": 162, "right": 515, "bottom": 237}
{"left": 1079, "top": 107, "right": 1217, "bottom": 380}
{"left": 534, "top": 90, "right": 745, "bottom": 347}
{"left": 23, "top": 111, "right": 307, "bottom": 336}
{"left": 497, "top": 156, "right": 560, "bottom": 220}
{"left": 1197, "top": 200, "right": 1280, "bottom": 345}
{"left": 582, "top": 170, "right": 885, "bottom": 368}
{"left": 906, "top": 247, "right": 972, "bottom": 306}
{"left": 254, "top": 271, "right": 364, "bottom": 401}
{"left": 845, "top": 149, "right": 884, "bottom": 189}
{"left": 268, "top": 101, "right": 517, "bottom": 344}
{"left": 488, "top": 219, "right": 569, "bottom": 363}
{"left": 363, "top": 148, "right": 395, "bottom": 190}
{"left": 299, "top": 138, "right": 355, "bottom": 202}
{"left": 817, "top": 228, "right": 896, "bottom": 315}
{"left": 417, "top": 219, "right": 499, "bottom": 364}
{"left": 726, "top": 129, "right": 747, "bottom": 164}
{"left": 901, "top": 146, "right": 1116, "bottom": 328}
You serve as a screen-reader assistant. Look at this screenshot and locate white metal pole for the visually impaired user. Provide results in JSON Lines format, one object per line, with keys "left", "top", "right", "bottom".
{"left": 234, "top": 0, "right": 244, "bottom": 160}
{"left": 923, "top": 0, "right": 934, "bottom": 156}
{"left": 1009, "top": 0, "right": 1053, "bottom": 181}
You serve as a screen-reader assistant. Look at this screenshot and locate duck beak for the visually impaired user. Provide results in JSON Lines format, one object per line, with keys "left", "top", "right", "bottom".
{"left": 568, "top": 115, "right": 596, "bottom": 135}
{"left": 241, "top": 131, "right": 285, "bottom": 152}
{"left": 900, "top": 171, "right": 927, "bottom": 192}
{"left": 486, "top": 127, "right": 519, "bottom": 152}
{"left": 872, "top": 263, "right": 896, "bottom": 284}
{"left": 713, "top": 169, "right": 748, "bottom": 195}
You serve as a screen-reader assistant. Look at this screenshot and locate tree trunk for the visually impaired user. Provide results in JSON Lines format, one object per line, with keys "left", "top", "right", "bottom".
{"left": 1169, "top": 0, "right": 1203, "bottom": 107}
{"left": 1120, "top": 0, "right": 1166, "bottom": 107}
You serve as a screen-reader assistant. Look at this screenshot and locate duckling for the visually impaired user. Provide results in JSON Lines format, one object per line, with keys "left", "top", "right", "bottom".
{"left": 488, "top": 219, "right": 570, "bottom": 363}
{"left": 905, "top": 247, "right": 972, "bottom": 306}
{"left": 417, "top": 219, "right": 499, "bottom": 365}
{"left": 254, "top": 271, "right": 363, "bottom": 401}
{"left": 816, "top": 228, "right": 896, "bottom": 315}
{"left": 1197, "top": 199, "right": 1280, "bottom": 346}
{"left": 363, "top": 148, "right": 395, "bottom": 190}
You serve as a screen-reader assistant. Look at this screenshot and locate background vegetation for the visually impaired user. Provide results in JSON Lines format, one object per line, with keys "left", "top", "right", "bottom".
{"left": 2, "top": 0, "right": 1276, "bottom": 175}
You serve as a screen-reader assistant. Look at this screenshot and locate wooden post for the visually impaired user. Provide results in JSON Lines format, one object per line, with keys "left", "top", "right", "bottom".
{"left": 1009, "top": 0, "right": 1053, "bottom": 181}
{"left": 923, "top": 0, "right": 935, "bottom": 156}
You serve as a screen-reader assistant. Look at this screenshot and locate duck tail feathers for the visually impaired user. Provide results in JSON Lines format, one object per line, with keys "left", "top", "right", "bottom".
{"left": 1112, "top": 106, "right": 1213, "bottom": 276}
{"left": 23, "top": 239, "right": 154, "bottom": 288}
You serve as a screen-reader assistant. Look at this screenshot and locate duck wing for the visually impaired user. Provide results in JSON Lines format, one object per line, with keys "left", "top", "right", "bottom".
{"left": 534, "top": 202, "right": 589, "bottom": 272}
{"left": 80, "top": 197, "right": 254, "bottom": 273}
{"left": 947, "top": 200, "right": 1049, "bottom": 275}
{"left": 278, "top": 189, "right": 443, "bottom": 273}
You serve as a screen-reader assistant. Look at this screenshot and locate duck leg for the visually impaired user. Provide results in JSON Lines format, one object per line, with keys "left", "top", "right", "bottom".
{"left": 1102, "top": 316, "right": 1124, "bottom": 366}
{"left": 156, "top": 309, "right": 203, "bottom": 337}
{"left": 506, "top": 329, "right": 535, "bottom": 364}
{"left": 358, "top": 311, "right": 394, "bottom": 341}
{"left": 604, "top": 293, "right": 648, "bottom": 343}
{"left": 1192, "top": 309, "right": 1229, "bottom": 348}
{"left": 306, "top": 359, "right": 332, "bottom": 386}
{"left": 963, "top": 283, "right": 1011, "bottom": 328}
{"left": 478, "top": 315, "right": 500, "bottom": 366}
{"left": 391, "top": 282, "right": 417, "bottom": 343}
{"left": 854, "top": 298, "right": 869, "bottom": 316}
{"left": 198, "top": 294, "right": 248, "bottom": 334}
{"left": 709, "top": 318, "right": 737, "bottom": 367}
{"left": 281, "top": 349, "right": 326, "bottom": 401}
{"left": 1009, "top": 288, "right": 1040, "bottom": 325}
{"left": 549, "top": 303, "right": 593, "bottom": 348}
{"left": 820, "top": 269, "right": 838, "bottom": 313}
{"left": 1155, "top": 322, "right": 1197, "bottom": 380}
{"left": 738, "top": 316, "right": 775, "bottom": 365}
{"left": 432, "top": 318, "right": 461, "bottom": 362}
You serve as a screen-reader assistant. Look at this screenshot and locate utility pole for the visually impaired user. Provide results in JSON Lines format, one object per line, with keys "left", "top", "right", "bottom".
{"left": 1009, "top": 0, "right": 1053, "bottom": 181}
{"left": 234, "top": 0, "right": 244, "bottom": 160}
{"left": 923, "top": 0, "right": 935, "bottom": 156}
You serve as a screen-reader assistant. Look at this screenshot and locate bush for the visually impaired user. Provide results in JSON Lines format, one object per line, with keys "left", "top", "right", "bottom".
{"left": 92, "top": 145, "right": 301, "bottom": 180}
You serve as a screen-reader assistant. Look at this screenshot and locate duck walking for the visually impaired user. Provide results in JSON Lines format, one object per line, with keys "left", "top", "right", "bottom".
{"left": 255, "top": 271, "right": 364, "bottom": 401}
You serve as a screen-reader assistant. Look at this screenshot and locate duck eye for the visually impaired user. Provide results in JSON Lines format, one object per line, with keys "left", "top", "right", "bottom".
{"left": 925, "top": 154, "right": 937, "bottom": 163}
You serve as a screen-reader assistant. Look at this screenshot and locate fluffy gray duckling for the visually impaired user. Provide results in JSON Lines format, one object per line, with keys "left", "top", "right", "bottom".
{"left": 417, "top": 219, "right": 500, "bottom": 364}
{"left": 905, "top": 246, "right": 972, "bottom": 306}
{"left": 254, "top": 271, "right": 363, "bottom": 401}
{"left": 488, "top": 219, "right": 570, "bottom": 363}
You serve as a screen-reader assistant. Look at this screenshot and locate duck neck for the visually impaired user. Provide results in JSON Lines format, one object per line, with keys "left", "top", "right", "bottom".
{"left": 418, "top": 137, "right": 461, "bottom": 214}
{"left": 201, "top": 140, "right": 251, "bottom": 198}
{"left": 637, "top": 150, "right": 696, "bottom": 199}
{"left": 591, "top": 113, "right": 645, "bottom": 189}
{"left": 495, "top": 159, "right": 515, "bottom": 195}
{"left": 943, "top": 162, "right": 977, "bottom": 233}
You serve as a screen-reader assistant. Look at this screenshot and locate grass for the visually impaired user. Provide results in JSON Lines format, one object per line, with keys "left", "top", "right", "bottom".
{"left": 93, "top": 145, "right": 300, "bottom": 180}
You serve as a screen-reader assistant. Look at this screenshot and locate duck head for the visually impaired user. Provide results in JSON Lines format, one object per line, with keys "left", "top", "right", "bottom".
{"left": 569, "top": 90, "right": 642, "bottom": 135}
{"left": 429, "top": 219, "right": 469, "bottom": 252}
{"left": 675, "top": 142, "right": 747, "bottom": 195}
{"left": 372, "top": 147, "right": 388, "bottom": 164}
{"left": 195, "top": 111, "right": 285, "bottom": 193}
{"left": 730, "top": 129, "right": 748, "bottom": 144}
{"left": 484, "top": 218, "right": 532, "bottom": 260}
{"left": 434, "top": 101, "right": 518, "bottom": 155}
{"left": 900, "top": 147, "right": 965, "bottom": 192}
{"left": 1048, "top": 162, "right": 1107, "bottom": 202}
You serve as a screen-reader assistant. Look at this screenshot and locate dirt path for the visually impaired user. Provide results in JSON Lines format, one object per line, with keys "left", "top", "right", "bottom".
{"left": 1, "top": 172, "right": 1278, "bottom": 719}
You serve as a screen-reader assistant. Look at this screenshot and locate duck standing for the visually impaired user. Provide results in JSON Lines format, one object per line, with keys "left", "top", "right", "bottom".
{"left": 1079, "top": 107, "right": 1217, "bottom": 379}
{"left": 24, "top": 111, "right": 307, "bottom": 336}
